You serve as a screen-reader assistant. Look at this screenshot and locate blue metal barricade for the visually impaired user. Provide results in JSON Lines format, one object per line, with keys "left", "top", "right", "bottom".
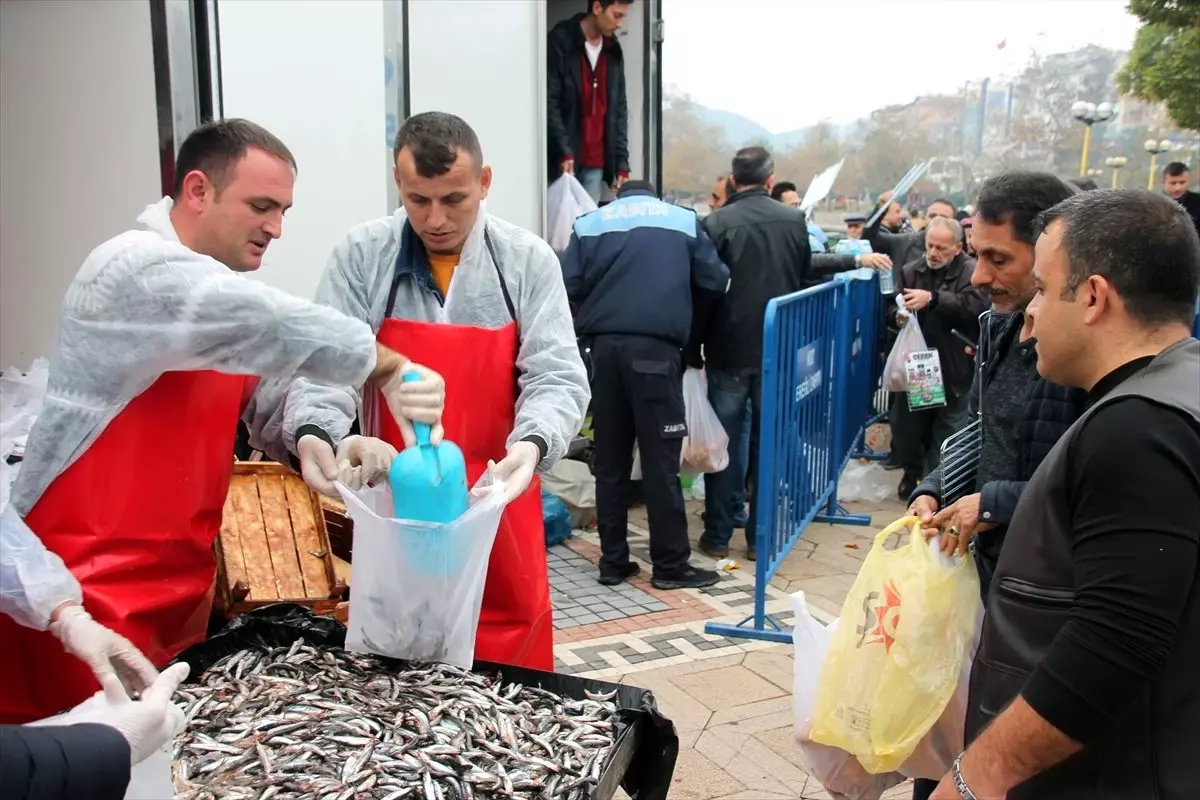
{"left": 705, "top": 275, "right": 877, "bottom": 643}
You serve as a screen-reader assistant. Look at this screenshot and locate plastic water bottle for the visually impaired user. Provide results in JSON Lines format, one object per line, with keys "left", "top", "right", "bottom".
{"left": 879, "top": 269, "right": 894, "bottom": 295}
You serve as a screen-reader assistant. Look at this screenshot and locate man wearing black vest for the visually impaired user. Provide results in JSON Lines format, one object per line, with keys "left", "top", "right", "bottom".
{"left": 932, "top": 190, "right": 1200, "bottom": 798}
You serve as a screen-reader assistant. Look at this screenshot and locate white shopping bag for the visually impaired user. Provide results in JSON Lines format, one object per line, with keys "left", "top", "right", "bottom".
{"left": 26, "top": 691, "right": 180, "bottom": 800}
{"left": 680, "top": 368, "right": 729, "bottom": 474}
{"left": 547, "top": 174, "right": 599, "bottom": 253}
{"left": 335, "top": 473, "right": 508, "bottom": 668}
{"left": 883, "top": 313, "right": 927, "bottom": 392}
{"left": 792, "top": 592, "right": 907, "bottom": 799}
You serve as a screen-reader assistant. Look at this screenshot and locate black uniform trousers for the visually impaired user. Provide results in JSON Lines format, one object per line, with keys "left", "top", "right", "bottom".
{"left": 590, "top": 334, "right": 691, "bottom": 577}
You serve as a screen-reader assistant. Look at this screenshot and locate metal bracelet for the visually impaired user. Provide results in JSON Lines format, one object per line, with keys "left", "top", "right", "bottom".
{"left": 952, "top": 754, "right": 979, "bottom": 800}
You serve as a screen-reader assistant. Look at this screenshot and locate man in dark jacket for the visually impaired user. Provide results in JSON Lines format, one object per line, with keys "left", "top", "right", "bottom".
{"left": 908, "top": 172, "right": 1084, "bottom": 597}
{"left": 562, "top": 180, "right": 728, "bottom": 590}
{"left": 889, "top": 217, "right": 988, "bottom": 493}
{"left": 1, "top": 662, "right": 189, "bottom": 800}
{"left": 547, "top": 0, "right": 632, "bottom": 203}
{"left": 690, "top": 146, "right": 821, "bottom": 561}
{"left": 932, "top": 190, "right": 1200, "bottom": 800}
{"left": 1163, "top": 161, "right": 1200, "bottom": 237}
{"left": 907, "top": 173, "right": 1082, "bottom": 800}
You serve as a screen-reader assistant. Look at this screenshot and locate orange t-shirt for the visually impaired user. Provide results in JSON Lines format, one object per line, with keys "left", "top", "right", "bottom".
{"left": 427, "top": 252, "right": 459, "bottom": 297}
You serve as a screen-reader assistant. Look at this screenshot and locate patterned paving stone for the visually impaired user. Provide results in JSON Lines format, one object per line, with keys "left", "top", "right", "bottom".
{"left": 548, "top": 543, "right": 671, "bottom": 630}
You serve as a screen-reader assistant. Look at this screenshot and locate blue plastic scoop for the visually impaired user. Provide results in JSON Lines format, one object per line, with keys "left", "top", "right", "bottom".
{"left": 388, "top": 373, "right": 469, "bottom": 525}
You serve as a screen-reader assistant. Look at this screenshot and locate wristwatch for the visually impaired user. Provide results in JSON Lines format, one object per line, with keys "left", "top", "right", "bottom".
{"left": 952, "top": 753, "right": 978, "bottom": 800}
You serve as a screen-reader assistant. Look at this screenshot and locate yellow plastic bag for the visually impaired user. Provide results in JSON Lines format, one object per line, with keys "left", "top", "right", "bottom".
{"left": 809, "top": 516, "right": 980, "bottom": 773}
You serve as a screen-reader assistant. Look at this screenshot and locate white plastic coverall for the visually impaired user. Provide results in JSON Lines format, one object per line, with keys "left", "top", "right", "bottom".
{"left": 0, "top": 503, "right": 79, "bottom": 630}
{"left": 275, "top": 207, "right": 590, "bottom": 467}
{"left": 7, "top": 197, "right": 379, "bottom": 540}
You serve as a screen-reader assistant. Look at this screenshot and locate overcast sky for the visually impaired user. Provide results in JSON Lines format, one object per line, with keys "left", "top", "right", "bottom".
{"left": 661, "top": 0, "right": 1141, "bottom": 132}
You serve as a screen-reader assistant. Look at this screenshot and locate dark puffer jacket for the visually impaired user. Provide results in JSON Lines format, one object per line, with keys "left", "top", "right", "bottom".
{"left": 912, "top": 311, "right": 1088, "bottom": 586}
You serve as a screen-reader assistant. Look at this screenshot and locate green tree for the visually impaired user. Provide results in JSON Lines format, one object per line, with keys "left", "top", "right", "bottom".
{"left": 1117, "top": 0, "right": 1200, "bottom": 131}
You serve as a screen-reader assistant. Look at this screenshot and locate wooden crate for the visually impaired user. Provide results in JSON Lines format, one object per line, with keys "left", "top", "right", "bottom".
{"left": 215, "top": 462, "right": 348, "bottom": 620}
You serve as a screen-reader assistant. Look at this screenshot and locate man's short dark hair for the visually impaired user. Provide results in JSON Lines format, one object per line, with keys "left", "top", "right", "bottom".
{"left": 770, "top": 181, "right": 798, "bottom": 201}
{"left": 393, "top": 111, "right": 483, "bottom": 178}
{"left": 975, "top": 171, "right": 1077, "bottom": 246}
{"left": 928, "top": 197, "right": 955, "bottom": 212}
{"left": 1069, "top": 177, "right": 1099, "bottom": 192}
{"left": 171, "top": 118, "right": 296, "bottom": 199}
{"left": 1035, "top": 189, "right": 1200, "bottom": 327}
{"left": 1164, "top": 161, "right": 1190, "bottom": 178}
{"left": 587, "top": 0, "right": 633, "bottom": 12}
{"left": 731, "top": 147, "right": 773, "bottom": 188}
{"left": 617, "top": 179, "right": 655, "bottom": 196}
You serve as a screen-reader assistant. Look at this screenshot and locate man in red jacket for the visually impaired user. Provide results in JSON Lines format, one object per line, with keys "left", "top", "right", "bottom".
{"left": 547, "top": 0, "right": 633, "bottom": 203}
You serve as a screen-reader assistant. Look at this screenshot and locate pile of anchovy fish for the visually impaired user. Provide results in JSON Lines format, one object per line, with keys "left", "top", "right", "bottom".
{"left": 173, "top": 639, "right": 620, "bottom": 800}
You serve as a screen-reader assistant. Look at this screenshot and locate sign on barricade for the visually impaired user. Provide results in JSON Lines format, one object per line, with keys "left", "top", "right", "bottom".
{"left": 705, "top": 272, "right": 886, "bottom": 644}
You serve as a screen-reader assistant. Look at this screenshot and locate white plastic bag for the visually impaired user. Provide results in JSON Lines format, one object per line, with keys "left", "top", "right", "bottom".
{"left": 26, "top": 691, "right": 180, "bottom": 800}
{"left": 838, "top": 460, "right": 894, "bottom": 503}
{"left": 681, "top": 368, "right": 730, "bottom": 474}
{"left": 884, "top": 315, "right": 928, "bottom": 392}
{"left": 792, "top": 541, "right": 981, "bottom": 790}
{"left": 547, "top": 174, "right": 599, "bottom": 253}
{"left": 0, "top": 358, "right": 49, "bottom": 508}
{"left": 792, "top": 592, "right": 907, "bottom": 799}
{"left": 542, "top": 458, "right": 596, "bottom": 529}
{"left": 335, "top": 473, "right": 508, "bottom": 668}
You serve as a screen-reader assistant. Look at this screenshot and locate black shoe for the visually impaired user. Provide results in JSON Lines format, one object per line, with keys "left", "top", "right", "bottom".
{"left": 882, "top": 455, "right": 903, "bottom": 471}
{"left": 652, "top": 566, "right": 720, "bottom": 590}
{"left": 697, "top": 536, "right": 729, "bottom": 559}
{"left": 597, "top": 562, "right": 641, "bottom": 586}
{"left": 745, "top": 544, "right": 757, "bottom": 562}
{"left": 898, "top": 474, "right": 918, "bottom": 501}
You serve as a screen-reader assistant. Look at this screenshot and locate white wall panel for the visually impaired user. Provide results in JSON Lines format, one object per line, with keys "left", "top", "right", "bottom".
{"left": 0, "top": 0, "right": 160, "bottom": 366}
{"left": 407, "top": 0, "right": 546, "bottom": 236}
{"left": 217, "top": 0, "right": 390, "bottom": 300}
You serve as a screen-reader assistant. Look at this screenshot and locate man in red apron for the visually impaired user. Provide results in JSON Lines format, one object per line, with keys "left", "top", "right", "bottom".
{"left": 0, "top": 119, "right": 445, "bottom": 723}
{"left": 280, "top": 112, "right": 591, "bottom": 671}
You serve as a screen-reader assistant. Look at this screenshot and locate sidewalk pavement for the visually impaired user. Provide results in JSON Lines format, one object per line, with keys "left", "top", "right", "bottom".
{"left": 549, "top": 479, "right": 916, "bottom": 800}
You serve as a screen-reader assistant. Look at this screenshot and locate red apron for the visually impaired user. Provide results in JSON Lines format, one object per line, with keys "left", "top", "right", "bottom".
{"left": 0, "top": 370, "right": 246, "bottom": 723}
{"left": 369, "top": 241, "right": 553, "bottom": 671}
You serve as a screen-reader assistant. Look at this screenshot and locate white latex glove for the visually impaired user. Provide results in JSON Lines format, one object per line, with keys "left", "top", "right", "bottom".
{"left": 297, "top": 434, "right": 339, "bottom": 496}
{"left": 487, "top": 441, "right": 540, "bottom": 503}
{"left": 377, "top": 362, "right": 446, "bottom": 448}
{"left": 335, "top": 435, "right": 398, "bottom": 490}
{"left": 67, "top": 662, "right": 190, "bottom": 764}
{"left": 50, "top": 605, "right": 159, "bottom": 701}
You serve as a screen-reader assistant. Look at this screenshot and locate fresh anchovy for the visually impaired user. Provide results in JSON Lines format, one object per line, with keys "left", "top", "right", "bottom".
{"left": 173, "top": 640, "right": 619, "bottom": 800}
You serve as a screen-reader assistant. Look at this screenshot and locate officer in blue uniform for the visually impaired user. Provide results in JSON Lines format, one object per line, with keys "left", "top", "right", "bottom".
{"left": 561, "top": 180, "right": 730, "bottom": 590}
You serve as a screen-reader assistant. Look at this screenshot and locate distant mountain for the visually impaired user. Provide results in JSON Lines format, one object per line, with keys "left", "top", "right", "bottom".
{"left": 691, "top": 104, "right": 855, "bottom": 151}
{"left": 693, "top": 106, "right": 775, "bottom": 148}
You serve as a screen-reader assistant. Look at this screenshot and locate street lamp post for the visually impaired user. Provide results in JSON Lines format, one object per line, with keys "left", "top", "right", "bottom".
{"left": 1144, "top": 139, "right": 1174, "bottom": 191}
{"left": 1072, "top": 101, "right": 1115, "bottom": 177}
{"left": 1105, "top": 156, "right": 1128, "bottom": 189}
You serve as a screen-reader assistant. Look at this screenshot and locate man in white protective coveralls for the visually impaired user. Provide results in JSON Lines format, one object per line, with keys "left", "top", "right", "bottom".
{"left": 275, "top": 111, "right": 590, "bottom": 672}
{"left": 0, "top": 119, "right": 446, "bottom": 724}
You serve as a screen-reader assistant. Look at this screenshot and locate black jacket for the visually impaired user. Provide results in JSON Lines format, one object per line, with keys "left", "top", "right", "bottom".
{"left": 864, "top": 217, "right": 926, "bottom": 305}
{"left": 913, "top": 312, "right": 1088, "bottom": 582}
{"left": 1, "top": 723, "right": 131, "bottom": 800}
{"left": 897, "top": 252, "right": 988, "bottom": 400}
{"left": 547, "top": 14, "right": 629, "bottom": 185}
{"left": 693, "top": 187, "right": 816, "bottom": 371}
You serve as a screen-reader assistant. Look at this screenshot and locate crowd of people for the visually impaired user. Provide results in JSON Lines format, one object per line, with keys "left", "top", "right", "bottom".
{"left": 557, "top": 121, "right": 1200, "bottom": 798}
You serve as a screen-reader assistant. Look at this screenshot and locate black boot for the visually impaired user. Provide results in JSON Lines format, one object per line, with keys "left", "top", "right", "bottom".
{"left": 898, "top": 473, "right": 918, "bottom": 502}
{"left": 652, "top": 565, "right": 720, "bottom": 590}
{"left": 598, "top": 562, "right": 641, "bottom": 586}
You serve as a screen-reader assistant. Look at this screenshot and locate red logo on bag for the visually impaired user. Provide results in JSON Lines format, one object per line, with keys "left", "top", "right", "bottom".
{"left": 855, "top": 580, "right": 902, "bottom": 652}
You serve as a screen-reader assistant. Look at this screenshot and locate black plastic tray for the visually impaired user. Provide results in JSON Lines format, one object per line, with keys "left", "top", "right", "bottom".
{"left": 173, "top": 604, "right": 679, "bottom": 800}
